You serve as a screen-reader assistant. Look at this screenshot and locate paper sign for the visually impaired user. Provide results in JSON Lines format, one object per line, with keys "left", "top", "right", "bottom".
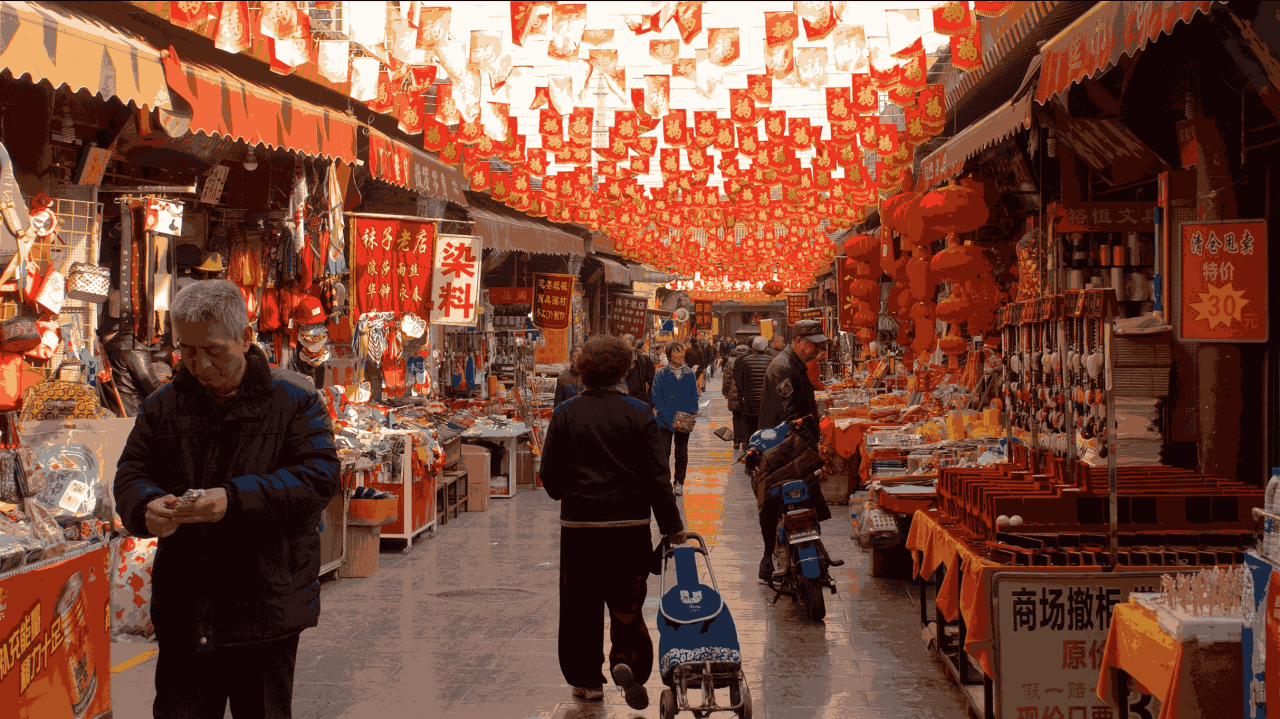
{"left": 428, "top": 234, "right": 481, "bottom": 326}
{"left": 533, "top": 272, "right": 575, "bottom": 330}
{"left": 1178, "top": 219, "right": 1268, "bottom": 342}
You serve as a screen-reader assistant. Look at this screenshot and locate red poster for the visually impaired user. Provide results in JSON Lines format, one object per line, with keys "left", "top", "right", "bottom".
{"left": 351, "top": 216, "right": 436, "bottom": 317}
{"left": 694, "top": 300, "right": 713, "bottom": 330}
{"left": 836, "top": 257, "right": 856, "bottom": 332}
{"left": 533, "top": 272, "right": 575, "bottom": 330}
{"left": 1178, "top": 219, "right": 1268, "bottom": 342}
{"left": 609, "top": 293, "right": 648, "bottom": 337}
{"left": 786, "top": 293, "right": 807, "bottom": 325}
{"left": 0, "top": 546, "right": 112, "bottom": 718}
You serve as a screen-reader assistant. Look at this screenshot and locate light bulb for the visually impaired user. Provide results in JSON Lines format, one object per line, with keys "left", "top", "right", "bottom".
{"left": 243, "top": 146, "right": 258, "bottom": 172}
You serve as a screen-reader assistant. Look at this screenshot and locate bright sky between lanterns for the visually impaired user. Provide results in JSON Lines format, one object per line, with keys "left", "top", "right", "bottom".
{"left": 429, "top": 2, "right": 950, "bottom": 188}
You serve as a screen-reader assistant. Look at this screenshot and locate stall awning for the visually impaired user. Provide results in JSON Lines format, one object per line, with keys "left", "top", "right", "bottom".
{"left": 916, "top": 93, "right": 1033, "bottom": 190}
{"left": 367, "top": 129, "right": 469, "bottom": 206}
{"left": 1036, "top": 1, "right": 1216, "bottom": 105}
{"left": 162, "top": 57, "right": 359, "bottom": 162}
{"left": 591, "top": 255, "right": 637, "bottom": 285}
{"left": 944, "top": 0, "right": 1060, "bottom": 110}
{"left": 468, "top": 201, "right": 584, "bottom": 257}
{"left": 0, "top": 1, "right": 171, "bottom": 110}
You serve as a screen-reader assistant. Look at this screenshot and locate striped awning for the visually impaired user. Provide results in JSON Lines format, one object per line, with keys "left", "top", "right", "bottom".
{"left": 468, "top": 204, "right": 584, "bottom": 257}
{"left": 916, "top": 93, "right": 1033, "bottom": 190}
{"left": 0, "top": 1, "right": 171, "bottom": 110}
{"left": 945, "top": 1, "right": 1059, "bottom": 110}
{"left": 162, "top": 56, "right": 359, "bottom": 162}
{"left": 591, "top": 254, "right": 638, "bottom": 285}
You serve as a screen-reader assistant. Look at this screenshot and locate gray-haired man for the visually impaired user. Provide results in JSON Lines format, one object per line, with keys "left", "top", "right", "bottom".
{"left": 114, "top": 280, "right": 340, "bottom": 719}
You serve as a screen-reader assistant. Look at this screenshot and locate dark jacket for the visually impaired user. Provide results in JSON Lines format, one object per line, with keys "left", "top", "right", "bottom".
{"left": 723, "top": 345, "right": 750, "bottom": 410}
{"left": 114, "top": 344, "right": 341, "bottom": 650}
{"left": 105, "top": 334, "right": 162, "bottom": 417}
{"left": 540, "top": 388, "right": 683, "bottom": 535}
{"left": 759, "top": 345, "right": 820, "bottom": 448}
{"left": 626, "top": 351, "right": 656, "bottom": 405}
{"left": 554, "top": 368, "right": 584, "bottom": 407}
{"left": 735, "top": 349, "right": 772, "bottom": 417}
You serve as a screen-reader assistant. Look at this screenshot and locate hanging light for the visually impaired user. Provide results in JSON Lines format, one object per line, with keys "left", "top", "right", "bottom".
{"left": 60, "top": 106, "right": 75, "bottom": 144}
{"left": 243, "top": 146, "right": 259, "bottom": 172}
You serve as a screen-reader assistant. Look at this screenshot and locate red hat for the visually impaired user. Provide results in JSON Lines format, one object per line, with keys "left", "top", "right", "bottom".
{"left": 293, "top": 294, "right": 326, "bottom": 324}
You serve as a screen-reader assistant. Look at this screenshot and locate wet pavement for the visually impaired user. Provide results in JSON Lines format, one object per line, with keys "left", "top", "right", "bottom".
{"left": 111, "top": 374, "right": 969, "bottom": 718}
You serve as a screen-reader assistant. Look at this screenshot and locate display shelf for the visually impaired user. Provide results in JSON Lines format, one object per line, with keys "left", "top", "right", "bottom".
{"left": 436, "top": 469, "right": 467, "bottom": 524}
{"left": 367, "top": 434, "right": 437, "bottom": 554}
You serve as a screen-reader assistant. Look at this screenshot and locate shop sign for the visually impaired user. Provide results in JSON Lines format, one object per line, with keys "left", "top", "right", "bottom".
{"left": 488, "top": 287, "right": 533, "bottom": 304}
{"left": 351, "top": 215, "right": 437, "bottom": 317}
{"left": 533, "top": 272, "right": 575, "bottom": 330}
{"left": 368, "top": 131, "right": 468, "bottom": 206}
{"left": 1049, "top": 202, "right": 1156, "bottom": 233}
{"left": 786, "top": 293, "right": 807, "bottom": 325}
{"left": 609, "top": 293, "right": 648, "bottom": 337}
{"left": 428, "top": 234, "right": 481, "bottom": 326}
{"left": 694, "top": 300, "right": 713, "bottom": 330}
{"left": 197, "top": 164, "right": 230, "bottom": 205}
{"left": 0, "top": 546, "right": 112, "bottom": 717}
{"left": 992, "top": 572, "right": 1164, "bottom": 719}
{"left": 836, "top": 257, "right": 856, "bottom": 332}
{"left": 1178, "top": 219, "right": 1268, "bottom": 342}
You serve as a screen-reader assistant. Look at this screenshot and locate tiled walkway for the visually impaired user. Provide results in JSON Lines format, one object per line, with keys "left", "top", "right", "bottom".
{"left": 111, "top": 374, "right": 969, "bottom": 718}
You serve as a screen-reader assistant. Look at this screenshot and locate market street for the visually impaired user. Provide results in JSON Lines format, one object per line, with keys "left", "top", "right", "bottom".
{"left": 110, "top": 375, "right": 967, "bottom": 718}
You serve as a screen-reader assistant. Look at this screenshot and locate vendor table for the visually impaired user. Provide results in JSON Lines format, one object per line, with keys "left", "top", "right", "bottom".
{"left": 461, "top": 421, "right": 531, "bottom": 498}
{"left": 1096, "top": 599, "right": 1243, "bottom": 719}
{"left": 357, "top": 434, "right": 435, "bottom": 554}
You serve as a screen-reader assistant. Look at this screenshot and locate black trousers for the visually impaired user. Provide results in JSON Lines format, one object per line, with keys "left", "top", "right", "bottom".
{"left": 731, "top": 411, "right": 749, "bottom": 446}
{"left": 559, "top": 525, "right": 655, "bottom": 688}
{"left": 154, "top": 632, "right": 300, "bottom": 719}
{"left": 659, "top": 428, "right": 690, "bottom": 484}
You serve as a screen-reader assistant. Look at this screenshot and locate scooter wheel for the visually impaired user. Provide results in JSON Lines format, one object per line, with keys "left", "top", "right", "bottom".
{"left": 797, "top": 575, "right": 827, "bottom": 621}
{"left": 660, "top": 688, "right": 677, "bottom": 719}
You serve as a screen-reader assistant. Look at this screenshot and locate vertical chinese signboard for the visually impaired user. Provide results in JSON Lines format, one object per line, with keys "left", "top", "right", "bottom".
{"left": 351, "top": 215, "right": 436, "bottom": 316}
{"left": 694, "top": 300, "right": 713, "bottom": 331}
{"left": 836, "top": 257, "right": 856, "bottom": 332}
{"left": 427, "top": 234, "right": 481, "bottom": 326}
{"left": 992, "top": 572, "right": 1166, "bottom": 719}
{"left": 534, "top": 272, "right": 575, "bottom": 365}
{"left": 0, "top": 546, "right": 112, "bottom": 718}
{"left": 786, "top": 293, "right": 807, "bottom": 325}
{"left": 1178, "top": 220, "right": 1268, "bottom": 342}
{"left": 609, "top": 293, "right": 648, "bottom": 337}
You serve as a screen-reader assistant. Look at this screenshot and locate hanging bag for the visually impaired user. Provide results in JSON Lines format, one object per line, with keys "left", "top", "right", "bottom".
{"left": 66, "top": 262, "right": 110, "bottom": 303}
{"left": 0, "top": 316, "right": 40, "bottom": 353}
{"left": 34, "top": 235, "right": 73, "bottom": 316}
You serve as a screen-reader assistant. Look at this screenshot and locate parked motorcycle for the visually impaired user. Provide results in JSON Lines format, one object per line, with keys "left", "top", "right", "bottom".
{"left": 739, "top": 419, "right": 842, "bottom": 621}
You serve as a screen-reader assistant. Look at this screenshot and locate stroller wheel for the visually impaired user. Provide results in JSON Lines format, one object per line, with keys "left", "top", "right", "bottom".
{"left": 659, "top": 687, "right": 677, "bottom": 719}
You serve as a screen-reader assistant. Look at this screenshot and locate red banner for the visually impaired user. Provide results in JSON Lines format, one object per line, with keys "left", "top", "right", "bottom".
{"left": 787, "top": 293, "right": 807, "bottom": 325}
{"left": 694, "top": 300, "right": 713, "bottom": 330}
{"left": 609, "top": 292, "right": 648, "bottom": 336}
{"left": 351, "top": 215, "right": 436, "bottom": 317}
{"left": 533, "top": 272, "right": 575, "bottom": 330}
{"left": 1, "top": 546, "right": 112, "bottom": 718}
{"left": 836, "top": 258, "right": 856, "bottom": 332}
{"left": 489, "top": 287, "right": 533, "bottom": 304}
{"left": 1178, "top": 219, "right": 1268, "bottom": 342}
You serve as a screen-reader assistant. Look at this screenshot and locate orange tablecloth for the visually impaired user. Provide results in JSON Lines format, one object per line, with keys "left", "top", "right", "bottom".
{"left": 1096, "top": 601, "right": 1243, "bottom": 719}
{"left": 820, "top": 417, "right": 873, "bottom": 459}
{"left": 906, "top": 509, "right": 1102, "bottom": 677}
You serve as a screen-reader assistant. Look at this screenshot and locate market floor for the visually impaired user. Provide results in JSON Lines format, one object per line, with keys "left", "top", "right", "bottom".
{"left": 111, "top": 374, "right": 969, "bottom": 719}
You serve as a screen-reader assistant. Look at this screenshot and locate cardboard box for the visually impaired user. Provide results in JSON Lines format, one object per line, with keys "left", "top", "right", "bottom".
{"left": 462, "top": 445, "right": 490, "bottom": 512}
{"left": 515, "top": 443, "right": 534, "bottom": 484}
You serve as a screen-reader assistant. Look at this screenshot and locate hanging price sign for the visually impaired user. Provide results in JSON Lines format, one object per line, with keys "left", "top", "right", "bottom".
{"left": 1178, "top": 219, "right": 1267, "bottom": 342}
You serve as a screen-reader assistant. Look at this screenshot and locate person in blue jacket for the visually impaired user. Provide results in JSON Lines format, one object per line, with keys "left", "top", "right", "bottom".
{"left": 651, "top": 341, "right": 702, "bottom": 496}
{"left": 554, "top": 345, "right": 585, "bottom": 407}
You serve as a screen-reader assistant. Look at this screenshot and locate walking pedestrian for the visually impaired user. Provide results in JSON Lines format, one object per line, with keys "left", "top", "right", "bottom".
{"left": 734, "top": 336, "right": 773, "bottom": 441}
{"left": 554, "top": 345, "right": 585, "bottom": 407}
{"left": 540, "top": 335, "right": 686, "bottom": 711}
{"left": 114, "top": 280, "right": 340, "bottom": 719}
{"left": 722, "top": 341, "right": 751, "bottom": 456}
{"left": 623, "top": 334, "right": 656, "bottom": 406}
{"left": 651, "top": 341, "right": 701, "bottom": 496}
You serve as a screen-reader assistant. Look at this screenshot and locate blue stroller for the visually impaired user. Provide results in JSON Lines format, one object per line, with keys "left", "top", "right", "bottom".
{"left": 656, "top": 532, "right": 752, "bottom": 718}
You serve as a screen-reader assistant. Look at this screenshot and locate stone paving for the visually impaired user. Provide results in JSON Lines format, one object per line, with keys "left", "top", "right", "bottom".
{"left": 111, "top": 374, "right": 969, "bottom": 719}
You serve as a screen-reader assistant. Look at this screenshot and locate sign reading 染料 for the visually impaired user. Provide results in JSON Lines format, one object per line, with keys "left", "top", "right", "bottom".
{"left": 427, "top": 234, "right": 480, "bottom": 326}
{"left": 351, "top": 215, "right": 437, "bottom": 316}
{"left": 609, "top": 293, "right": 648, "bottom": 337}
{"left": 1178, "top": 219, "right": 1267, "bottom": 342}
{"left": 786, "top": 293, "right": 807, "bottom": 325}
{"left": 533, "top": 273, "right": 575, "bottom": 330}
{"left": 993, "top": 572, "right": 1164, "bottom": 719}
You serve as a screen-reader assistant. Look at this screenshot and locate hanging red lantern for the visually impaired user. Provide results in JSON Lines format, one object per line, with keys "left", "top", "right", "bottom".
{"left": 908, "top": 300, "right": 936, "bottom": 324}
{"left": 879, "top": 192, "right": 916, "bottom": 235}
{"left": 880, "top": 234, "right": 907, "bottom": 280}
{"left": 762, "top": 281, "right": 784, "bottom": 296}
{"left": 931, "top": 243, "right": 992, "bottom": 284}
{"left": 853, "top": 301, "right": 878, "bottom": 329}
{"left": 935, "top": 288, "right": 975, "bottom": 324}
{"left": 886, "top": 283, "right": 908, "bottom": 315}
{"left": 895, "top": 319, "right": 914, "bottom": 347}
{"left": 844, "top": 234, "right": 878, "bottom": 262}
{"left": 905, "top": 250, "right": 937, "bottom": 302}
{"left": 903, "top": 195, "right": 946, "bottom": 249}
{"left": 852, "top": 277, "right": 880, "bottom": 302}
{"left": 918, "top": 182, "right": 989, "bottom": 236}
{"left": 939, "top": 327, "right": 969, "bottom": 357}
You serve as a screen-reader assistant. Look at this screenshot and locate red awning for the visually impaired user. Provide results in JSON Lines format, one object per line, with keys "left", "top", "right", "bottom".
{"left": 162, "top": 55, "right": 359, "bottom": 162}
{"left": 1036, "top": 1, "right": 1217, "bottom": 105}
{"left": 916, "top": 93, "right": 1033, "bottom": 190}
{"left": 366, "top": 129, "right": 469, "bottom": 206}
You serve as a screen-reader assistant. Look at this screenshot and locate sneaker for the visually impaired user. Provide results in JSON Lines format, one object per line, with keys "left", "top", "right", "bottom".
{"left": 572, "top": 685, "right": 604, "bottom": 701}
{"left": 611, "top": 663, "right": 650, "bottom": 710}
{"left": 673, "top": 483, "right": 684, "bottom": 496}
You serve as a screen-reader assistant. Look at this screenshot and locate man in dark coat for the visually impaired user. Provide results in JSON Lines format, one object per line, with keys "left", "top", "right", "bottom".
{"left": 622, "top": 334, "right": 655, "bottom": 405}
{"left": 734, "top": 336, "right": 773, "bottom": 437}
{"left": 722, "top": 342, "right": 751, "bottom": 454}
{"left": 114, "top": 280, "right": 340, "bottom": 719}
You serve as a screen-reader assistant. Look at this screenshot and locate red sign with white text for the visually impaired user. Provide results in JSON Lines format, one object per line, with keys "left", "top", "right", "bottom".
{"left": 786, "top": 293, "right": 807, "bottom": 326}
{"left": 351, "top": 215, "right": 436, "bottom": 316}
{"left": 533, "top": 273, "right": 575, "bottom": 330}
{"left": 1178, "top": 220, "right": 1268, "bottom": 342}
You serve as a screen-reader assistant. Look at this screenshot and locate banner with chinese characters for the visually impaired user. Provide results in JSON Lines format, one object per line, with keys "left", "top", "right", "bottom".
{"left": 1178, "top": 220, "right": 1267, "bottom": 342}
{"left": 992, "top": 571, "right": 1167, "bottom": 719}
{"left": 533, "top": 273, "right": 575, "bottom": 330}
{"left": 351, "top": 215, "right": 436, "bottom": 316}
{"left": 488, "top": 287, "right": 533, "bottom": 304}
{"left": 428, "top": 234, "right": 482, "bottom": 326}
{"left": 786, "top": 293, "right": 807, "bottom": 325}
{"left": 0, "top": 546, "right": 112, "bottom": 717}
{"left": 836, "top": 257, "right": 856, "bottom": 332}
{"left": 609, "top": 293, "right": 648, "bottom": 337}
{"left": 1048, "top": 202, "right": 1157, "bottom": 233}
{"left": 694, "top": 300, "right": 713, "bottom": 330}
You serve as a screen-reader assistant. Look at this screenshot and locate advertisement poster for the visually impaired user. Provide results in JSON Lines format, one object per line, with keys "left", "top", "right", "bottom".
{"left": 534, "top": 327, "right": 570, "bottom": 364}
{"left": 786, "top": 293, "right": 807, "bottom": 325}
{"left": 351, "top": 215, "right": 437, "bottom": 316}
{"left": 836, "top": 257, "right": 856, "bottom": 332}
{"left": 609, "top": 293, "right": 648, "bottom": 337}
{"left": 1178, "top": 220, "right": 1267, "bottom": 342}
{"left": 694, "top": 300, "right": 713, "bottom": 330}
{"left": 428, "top": 234, "right": 481, "bottom": 326}
{"left": 532, "top": 273, "right": 575, "bottom": 330}
{"left": 0, "top": 546, "right": 112, "bottom": 719}
{"left": 992, "top": 572, "right": 1164, "bottom": 719}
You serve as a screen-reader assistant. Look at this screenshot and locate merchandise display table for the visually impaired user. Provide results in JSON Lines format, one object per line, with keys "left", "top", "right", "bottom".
{"left": 461, "top": 421, "right": 531, "bottom": 498}
{"left": 1096, "top": 598, "right": 1243, "bottom": 719}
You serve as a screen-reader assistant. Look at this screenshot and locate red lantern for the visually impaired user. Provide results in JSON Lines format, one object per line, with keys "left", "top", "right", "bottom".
{"left": 762, "top": 281, "right": 784, "bottom": 296}
{"left": 935, "top": 289, "right": 975, "bottom": 324}
{"left": 903, "top": 194, "right": 946, "bottom": 249}
{"left": 844, "top": 234, "right": 878, "bottom": 262}
{"left": 879, "top": 192, "right": 916, "bottom": 235}
{"left": 908, "top": 300, "right": 936, "bottom": 324}
{"left": 852, "top": 277, "right": 880, "bottom": 302}
{"left": 854, "top": 301, "right": 878, "bottom": 328}
{"left": 939, "top": 327, "right": 968, "bottom": 357}
{"left": 905, "top": 250, "right": 936, "bottom": 302}
{"left": 918, "top": 183, "right": 989, "bottom": 235}
{"left": 880, "top": 234, "right": 907, "bottom": 280}
{"left": 931, "top": 243, "right": 991, "bottom": 284}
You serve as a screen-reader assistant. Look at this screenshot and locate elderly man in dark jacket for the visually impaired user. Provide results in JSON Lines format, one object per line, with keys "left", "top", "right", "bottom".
{"left": 722, "top": 343, "right": 751, "bottom": 454}
{"left": 734, "top": 336, "right": 773, "bottom": 437}
{"left": 540, "top": 335, "right": 685, "bottom": 711}
{"left": 114, "top": 280, "right": 340, "bottom": 719}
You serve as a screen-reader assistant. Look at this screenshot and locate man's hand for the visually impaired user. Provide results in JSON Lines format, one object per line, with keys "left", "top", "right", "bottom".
{"left": 667, "top": 530, "right": 687, "bottom": 546}
{"left": 145, "top": 495, "right": 181, "bottom": 538}
{"left": 169, "top": 488, "right": 229, "bottom": 524}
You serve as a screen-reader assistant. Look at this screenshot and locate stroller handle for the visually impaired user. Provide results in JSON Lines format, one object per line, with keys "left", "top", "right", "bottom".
{"left": 658, "top": 532, "right": 725, "bottom": 625}
{"left": 659, "top": 530, "right": 708, "bottom": 558}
